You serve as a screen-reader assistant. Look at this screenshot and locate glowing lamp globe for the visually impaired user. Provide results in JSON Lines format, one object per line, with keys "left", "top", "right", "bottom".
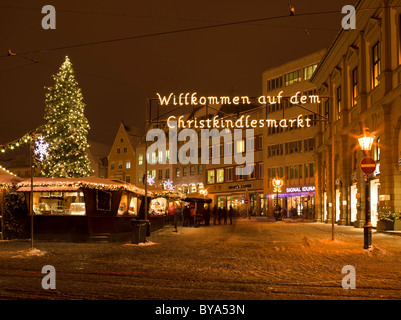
{"left": 272, "top": 178, "right": 283, "bottom": 193}
{"left": 358, "top": 134, "right": 374, "bottom": 151}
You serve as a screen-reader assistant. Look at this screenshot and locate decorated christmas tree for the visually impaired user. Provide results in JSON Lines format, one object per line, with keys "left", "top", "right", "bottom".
{"left": 39, "top": 56, "right": 93, "bottom": 177}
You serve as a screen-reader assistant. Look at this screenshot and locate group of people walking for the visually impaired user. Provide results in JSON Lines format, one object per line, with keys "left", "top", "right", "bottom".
{"left": 167, "top": 203, "right": 238, "bottom": 227}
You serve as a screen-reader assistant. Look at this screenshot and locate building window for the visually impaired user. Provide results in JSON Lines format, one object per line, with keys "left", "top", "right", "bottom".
{"left": 198, "top": 164, "right": 203, "bottom": 175}
{"left": 352, "top": 67, "right": 358, "bottom": 106}
{"left": 165, "top": 168, "right": 170, "bottom": 179}
{"left": 248, "top": 164, "right": 256, "bottom": 180}
{"left": 324, "top": 100, "right": 330, "bottom": 121}
{"left": 258, "top": 163, "right": 263, "bottom": 179}
{"left": 123, "top": 147, "right": 127, "bottom": 153}
{"left": 207, "top": 170, "right": 215, "bottom": 184}
{"left": 166, "top": 150, "right": 170, "bottom": 163}
{"left": 117, "top": 148, "right": 120, "bottom": 154}
{"left": 372, "top": 42, "right": 381, "bottom": 88}
{"left": 190, "top": 165, "right": 195, "bottom": 176}
{"left": 235, "top": 139, "right": 245, "bottom": 153}
{"left": 125, "top": 161, "right": 131, "bottom": 169}
{"left": 285, "top": 69, "right": 302, "bottom": 86}
{"left": 216, "top": 168, "right": 224, "bottom": 183}
{"left": 336, "top": 86, "right": 342, "bottom": 120}
{"left": 138, "top": 154, "right": 143, "bottom": 165}
{"left": 176, "top": 168, "right": 180, "bottom": 178}
{"left": 225, "top": 167, "right": 234, "bottom": 182}
{"left": 118, "top": 162, "right": 123, "bottom": 170}
{"left": 303, "top": 64, "right": 318, "bottom": 80}
{"left": 151, "top": 170, "right": 156, "bottom": 179}
{"left": 158, "top": 151, "right": 163, "bottom": 163}
{"left": 236, "top": 167, "right": 244, "bottom": 181}
{"left": 111, "top": 162, "right": 115, "bottom": 170}
{"left": 258, "top": 135, "right": 263, "bottom": 150}
{"left": 267, "top": 76, "right": 283, "bottom": 91}
{"left": 183, "top": 167, "right": 187, "bottom": 177}
{"left": 373, "top": 137, "right": 380, "bottom": 161}
{"left": 126, "top": 175, "right": 131, "bottom": 183}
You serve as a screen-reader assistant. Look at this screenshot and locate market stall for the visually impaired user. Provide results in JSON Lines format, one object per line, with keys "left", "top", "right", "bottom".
{"left": 16, "top": 177, "right": 148, "bottom": 241}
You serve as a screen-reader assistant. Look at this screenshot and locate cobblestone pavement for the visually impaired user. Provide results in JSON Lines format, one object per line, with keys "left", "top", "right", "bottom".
{"left": 1, "top": 218, "right": 401, "bottom": 300}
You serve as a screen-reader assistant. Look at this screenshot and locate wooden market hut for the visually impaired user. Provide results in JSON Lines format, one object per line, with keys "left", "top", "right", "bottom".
{"left": 16, "top": 177, "right": 161, "bottom": 241}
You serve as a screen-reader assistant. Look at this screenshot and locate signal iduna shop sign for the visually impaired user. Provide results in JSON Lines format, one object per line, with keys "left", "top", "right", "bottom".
{"left": 286, "top": 186, "right": 315, "bottom": 193}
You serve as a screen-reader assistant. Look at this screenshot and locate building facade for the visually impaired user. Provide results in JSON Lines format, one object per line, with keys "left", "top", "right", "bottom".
{"left": 262, "top": 49, "right": 325, "bottom": 218}
{"left": 108, "top": 122, "right": 143, "bottom": 183}
{"left": 311, "top": 0, "right": 401, "bottom": 228}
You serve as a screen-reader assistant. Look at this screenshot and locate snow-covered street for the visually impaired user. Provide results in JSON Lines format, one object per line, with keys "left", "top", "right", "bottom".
{"left": 1, "top": 219, "right": 401, "bottom": 300}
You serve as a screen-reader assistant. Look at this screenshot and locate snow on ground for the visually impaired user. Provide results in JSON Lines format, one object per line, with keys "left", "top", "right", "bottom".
{"left": 1, "top": 219, "right": 401, "bottom": 300}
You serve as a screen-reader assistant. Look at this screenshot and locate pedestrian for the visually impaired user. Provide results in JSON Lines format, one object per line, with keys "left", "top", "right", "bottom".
{"left": 223, "top": 206, "right": 228, "bottom": 225}
{"left": 183, "top": 205, "right": 190, "bottom": 227}
{"left": 228, "top": 205, "right": 234, "bottom": 224}
{"left": 204, "top": 205, "right": 211, "bottom": 226}
{"left": 190, "top": 204, "right": 195, "bottom": 227}
{"left": 218, "top": 207, "right": 222, "bottom": 225}
{"left": 168, "top": 203, "right": 175, "bottom": 225}
{"left": 213, "top": 205, "right": 218, "bottom": 225}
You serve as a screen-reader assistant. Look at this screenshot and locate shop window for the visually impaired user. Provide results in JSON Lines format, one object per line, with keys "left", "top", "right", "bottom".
{"left": 216, "top": 168, "right": 224, "bottom": 183}
{"left": 207, "top": 170, "right": 215, "bottom": 184}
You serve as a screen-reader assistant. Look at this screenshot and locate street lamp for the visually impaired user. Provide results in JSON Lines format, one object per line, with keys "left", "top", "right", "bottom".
{"left": 272, "top": 177, "right": 284, "bottom": 220}
{"left": 358, "top": 129, "right": 375, "bottom": 249}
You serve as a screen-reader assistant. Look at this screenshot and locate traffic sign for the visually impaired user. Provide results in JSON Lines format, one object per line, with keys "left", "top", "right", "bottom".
{"left": 360, "top": 157, "right": 376, "bottom": 175}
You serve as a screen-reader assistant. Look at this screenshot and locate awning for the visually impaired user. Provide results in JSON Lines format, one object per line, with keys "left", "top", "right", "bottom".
{"left": 17, "top": 186, "right": 80, "bottom": 192}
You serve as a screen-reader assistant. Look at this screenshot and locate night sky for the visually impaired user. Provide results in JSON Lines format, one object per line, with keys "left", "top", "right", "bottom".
{"left": 0, "top": 0, "right": 352, "bottom": 147}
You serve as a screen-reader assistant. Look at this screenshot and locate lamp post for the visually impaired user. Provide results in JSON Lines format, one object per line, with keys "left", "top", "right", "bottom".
{"left": 358, "top": 129, "right": 375, "bottom": 249}
{"left": 272, "top": 178, "right": 284, "bottom": 220}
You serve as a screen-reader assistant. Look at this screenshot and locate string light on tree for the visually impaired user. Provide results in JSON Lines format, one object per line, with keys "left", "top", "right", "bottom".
{"left": 39, "top": 56, "right": 93, "bottom": 178}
